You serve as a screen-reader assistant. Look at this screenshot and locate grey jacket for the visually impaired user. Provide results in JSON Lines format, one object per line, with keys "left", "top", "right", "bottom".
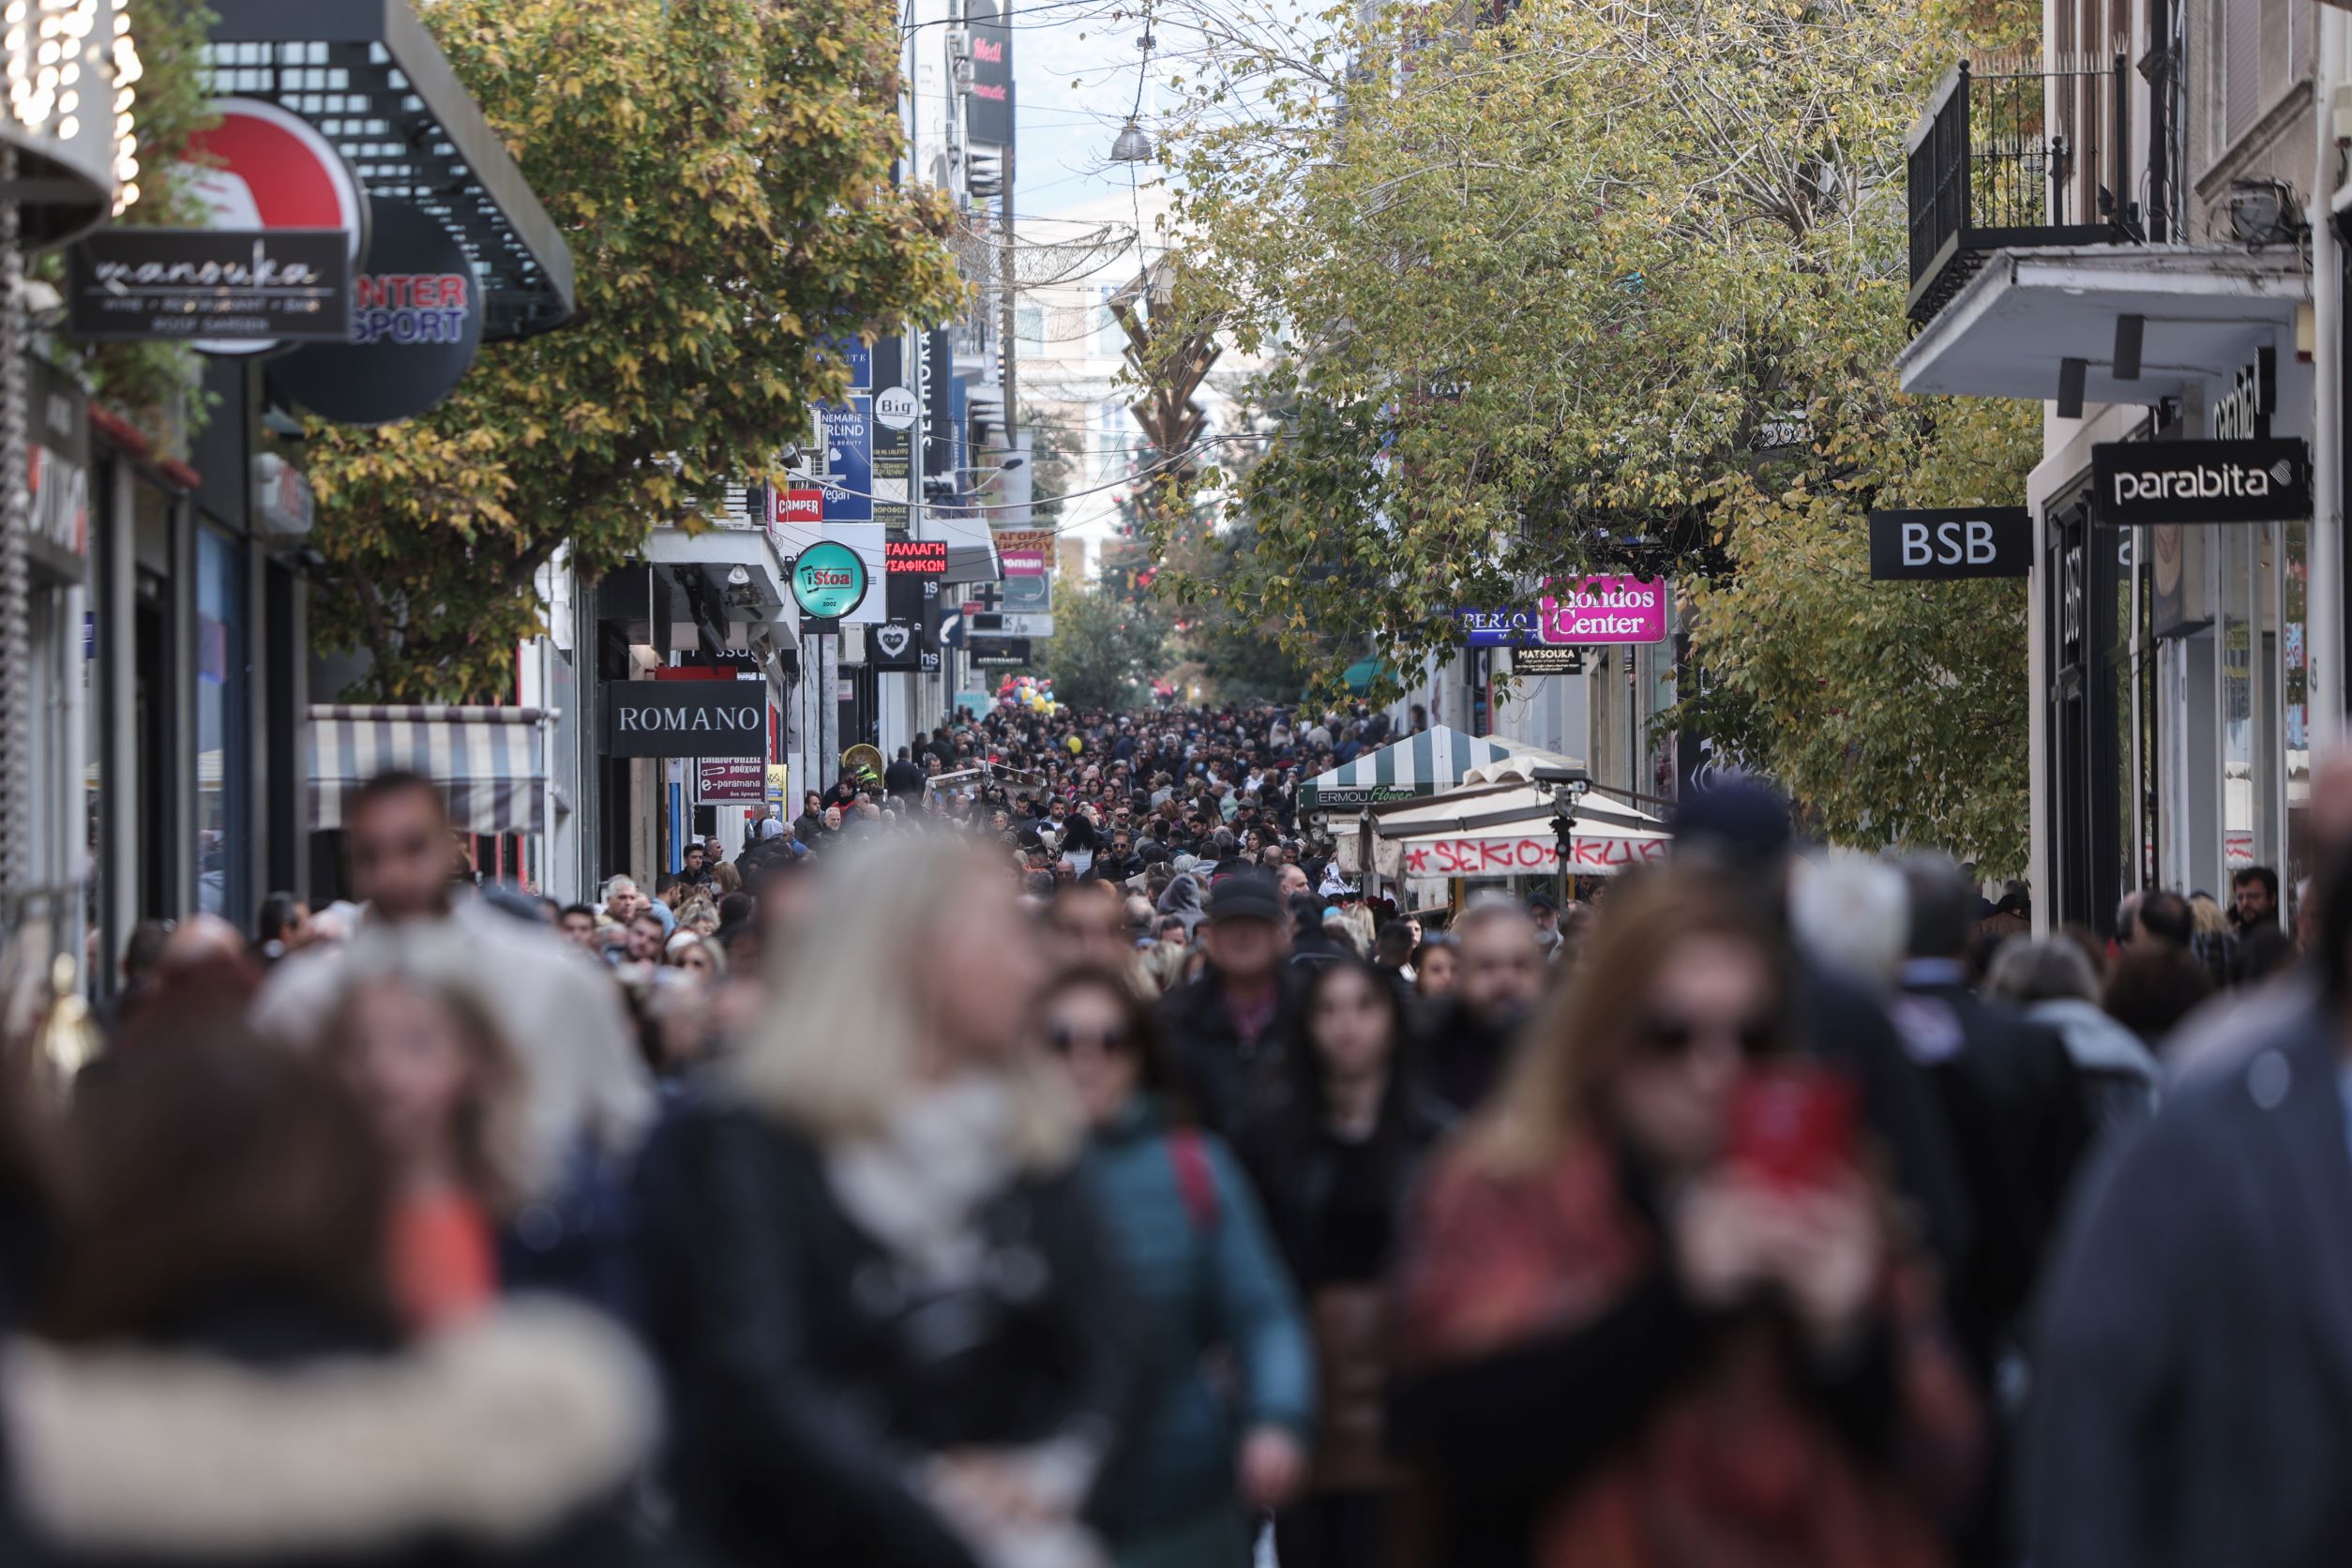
{"left": 2028, "top": 1001, "right": 2352, "bottom": 1567}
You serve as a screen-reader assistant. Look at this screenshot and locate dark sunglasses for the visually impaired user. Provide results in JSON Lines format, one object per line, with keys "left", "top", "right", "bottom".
{"left": 1048, "top": 1023, "right": 1135, "bottom": 1055}
{"left": 1634, "top": 1011, "right": 1777, "bottom": 1062}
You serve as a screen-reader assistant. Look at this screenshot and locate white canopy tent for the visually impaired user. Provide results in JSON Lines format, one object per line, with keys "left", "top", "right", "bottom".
{"left": 1334, "top": 781, "right": 1670, "bottom": 881}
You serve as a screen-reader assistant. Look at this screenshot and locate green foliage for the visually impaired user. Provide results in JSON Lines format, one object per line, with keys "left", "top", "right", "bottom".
{"left": 303, "top": 0, "right": 964, "bottom": 701}
{"left": 1034, "top": 578, "right": 1168, "bottom": 710}
{"left": 1155, "top": 0, "right": 2038, "bottom": 861}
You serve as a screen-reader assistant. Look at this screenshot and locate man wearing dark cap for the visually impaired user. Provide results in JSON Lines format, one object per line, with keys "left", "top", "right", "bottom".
{"left": 1526, "top": 890, "right": 1563, "bottom": 960}
{"left": 1156, "top": 872, "right": 1300, "bottom": 1136}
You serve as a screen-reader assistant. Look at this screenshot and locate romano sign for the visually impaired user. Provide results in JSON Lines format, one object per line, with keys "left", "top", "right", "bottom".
{"left": 603, "top": 681, "right": 765, "bottom": 759}
{"left": 2090, "top": 438, "right": 2311, "bottom": 526}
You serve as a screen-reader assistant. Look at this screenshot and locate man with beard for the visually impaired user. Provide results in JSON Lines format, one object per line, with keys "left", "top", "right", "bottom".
{"left": 1414, "top": 900, "right": 1546, "bottom": 1114}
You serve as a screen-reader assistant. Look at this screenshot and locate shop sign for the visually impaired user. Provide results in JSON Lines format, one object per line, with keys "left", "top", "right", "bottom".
{"left": 818, "top": 399, "right": 871, "bottom": 523}
{"left": 791, "top": 540, "right": 869, "bottom": 620}
{"left": 1867, "top": 508, "right": 2031, "bottom": 580}
{"left": 698, "top": 758, "right": 766, "bottom": 802}
{"left": 765, "top": 762, "right": 790, "bottom": 807}
{"left": 874, "top": 385, "right": 919, "bottom": 430}
{"left": 1512, "top": 645, "right": 1586, "bottom": 674}
{"left": 886, "top": 538, "right": 947, "bottom": 575}
{"left": 2211, "top": 348, "right": 2274, "bottom": 442}
{"left": 1540, "top": 577, "right": 1666, "bottom": 643}
{"left": 604, "top": 680, "right": 766, "bottom": 758}
{"left": 268, "top": 198, "right": 484, "bottom": 426}
{"left": 66, "top": 228, "right": 350, "bottom": 343}
{"left": 2091, "top": 438, "right": 2311, "bottom": 525}
{"left": 1457, "top": 607, "right": 1543, "bottom": 646}
{"left": 970, "top": 635, "right": 1031, "bottom": 668}
{"left": 26, "top": 356, "right": 88, "bottom": 570}
{"left": 178, "top": 98, "right": 369, "bottom": 355}
{"left": 871, "top": 620, "right": 941, "bottom": 671}
{"left": 966, "top": 0, "right": 1015, "bottom": 146}
{"left": 872, "top": 392, "right": 913, "bottom": 533}
{"left": 1401, "top": 833, "right": 1669, "bottom": 878}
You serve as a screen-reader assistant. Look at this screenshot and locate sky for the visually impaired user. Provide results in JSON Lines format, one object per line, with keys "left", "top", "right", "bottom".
{"left": 1007, "top": 0, "right": 1166, "bottom": 221}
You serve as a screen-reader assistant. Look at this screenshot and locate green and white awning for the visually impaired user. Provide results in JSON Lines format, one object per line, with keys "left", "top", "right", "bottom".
{"left": 309, "top": 705, "right": 550, "bottom": 837}
{"left": 1301, "top": 726, "right": 1520, "bottom": 811}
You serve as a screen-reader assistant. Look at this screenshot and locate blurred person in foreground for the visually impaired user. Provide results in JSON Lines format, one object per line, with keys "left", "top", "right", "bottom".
{"left": 253, "top": 773, "right": 653, "bottom": 1222}
{"left": 1240, "top": 958, "right": 1450, "bottom": 1568}
{"left": 2027, "top": 837, "right": 2352, "bottom": 1568}
{"left": 647, "top": 839, "right": 1136, "bottom": 1568}
{"left": 0, "top": 1025, "right": 652, "bottom": 1568}
{"left": 1390, "top": 865, "right": 1981, "bottom": 1568}
{"left": 1044, "top": 966, "right": 1312, "bottom": 1568}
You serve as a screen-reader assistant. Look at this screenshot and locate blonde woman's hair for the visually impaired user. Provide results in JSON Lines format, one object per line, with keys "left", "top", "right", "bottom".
{"left": 731, "top": 836, "right": 1079, "bottom": 1172}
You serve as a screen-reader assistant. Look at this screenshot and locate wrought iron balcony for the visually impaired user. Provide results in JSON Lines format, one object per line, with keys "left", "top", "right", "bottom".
{"left": 1906, "top": 56, "right": 2135, "bottom": 325}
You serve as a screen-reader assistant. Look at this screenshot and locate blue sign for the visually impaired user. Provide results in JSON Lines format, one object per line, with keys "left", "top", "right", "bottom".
{"left": 841, "top": 337, "right": 872, "bottom": 390}
{"left": 820, "top": 398, "right": 872, "bottom": 523}
{"left": 1456, "top": 607, "right": 1542, "bottom": 646}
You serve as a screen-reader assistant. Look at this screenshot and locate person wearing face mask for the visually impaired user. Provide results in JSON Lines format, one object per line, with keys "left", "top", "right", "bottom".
{"left": 1389, "top": 866, "right": 1981, "bottom": 1568}
{"left": 1413, "top": 900, "right": 1547, "bottom": 1116}
{"left": 1043, "top": 967, "right": 1314, "bottom": 1568}
{"left": 1240, "top": 960, "right": 1450, "bottom": 1568}
{"left": 647, "top": 841, "right": 1138, "bottom": 1568}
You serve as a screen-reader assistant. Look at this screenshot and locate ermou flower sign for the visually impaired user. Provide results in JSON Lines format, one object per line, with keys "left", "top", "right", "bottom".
{"left": 1455, "top": 576, "right": 1669, "bottom": 648}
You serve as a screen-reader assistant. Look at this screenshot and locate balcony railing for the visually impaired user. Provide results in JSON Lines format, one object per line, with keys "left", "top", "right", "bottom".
{"left": 1906, "top": 56, "right": 2134, "bottom": 325}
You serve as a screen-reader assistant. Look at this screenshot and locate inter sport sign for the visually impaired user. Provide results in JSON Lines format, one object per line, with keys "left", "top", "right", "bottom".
{"left": 2091, "top": 438, "right": 2311, "bottom": 526}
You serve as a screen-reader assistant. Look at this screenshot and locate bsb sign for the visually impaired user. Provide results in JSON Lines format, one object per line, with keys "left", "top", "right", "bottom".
{"left": 603, "top": 681, "right": 766, "bottom": 759}
{"left": 1867, "top": 508, "right": 2031, "bottom": 581}
{"left": 2091, "top": 438, "right": 2311, "bottom": 525}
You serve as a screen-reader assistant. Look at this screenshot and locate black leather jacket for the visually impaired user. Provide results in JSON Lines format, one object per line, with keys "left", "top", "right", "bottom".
{"left": 649, "top": 1106, "right": 1138, "bottom": 1568}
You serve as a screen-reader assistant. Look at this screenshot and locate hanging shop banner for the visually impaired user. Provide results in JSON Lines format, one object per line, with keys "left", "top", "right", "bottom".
{"left": 970, "top": 636, "right": 1032, "bottom": 668}
{"left": 2090, "top": 438, "right": 2312, "bottom": 525}
{"left": 67, "top": 228, "right": 351, "bottom": 343}
{"left": 1456, "top": 607, "right": 1544, "bottom": 647}
{"left": 870, "top": 620, "right": 941, "bottom": 672}
{"left": 1400, "top": 833, "right": 1670, "bottom": 879}
{"left": 826, "top": 336, "right": 873, "bottom": 392}
{"left": 267, "top": 197, "right": 484, "bottom": 426}
{"left": 995, "top": 529, "right": 1053, "bottom": 617}
{"left": 1511, "top": 645, "right": 1586, "bottom": 674}
{"left": 698, "top": 758, "right": 767, "bottom": 803}
{"left": 177, "top": 98, "right": 369, "bottom": 355}
{"left": 25, "top": 355, "right": 90, "bottom": 576}
{"left": 604, "top": 680, "right": 766, "bottom": 759}
{"left": 1867, "top": 508, "right": 2032, "bottom": 580}
{"left": 820, "top": 399, "right": 873, "bottom": 523}
{"left": 1538, "top": 577, "right": 1667, "bottom": 643}
{"left": 966, "top": 0, "right": 1016, "bottom": 147}
{"left": 886, "top": 538, "right": 948, "bottom": 575}
{"left": 792, "top": 539, "right": 870, "bottom": 620}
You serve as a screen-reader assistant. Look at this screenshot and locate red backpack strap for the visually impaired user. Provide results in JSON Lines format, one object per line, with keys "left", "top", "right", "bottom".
{"left": 1168, "top": 1128, "right": 1220, "bottom": 1233}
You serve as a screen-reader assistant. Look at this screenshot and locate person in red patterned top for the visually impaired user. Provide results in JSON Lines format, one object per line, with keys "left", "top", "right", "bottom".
{"left": 1389, "top": 864, "right": 1981, "bottom": 1568}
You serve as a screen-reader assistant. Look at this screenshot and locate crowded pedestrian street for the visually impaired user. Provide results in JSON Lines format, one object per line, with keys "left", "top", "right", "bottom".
{"left": 5, "top": 0, "right": 2352, "bottom": 1565}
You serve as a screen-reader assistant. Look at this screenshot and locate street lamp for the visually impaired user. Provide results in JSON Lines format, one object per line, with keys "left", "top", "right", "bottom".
{"left": 1547, "top": 768, "right": 1591, "bottom": 905}
{"left": 1109, "top": 117, "right": 1154, "bottom": 163}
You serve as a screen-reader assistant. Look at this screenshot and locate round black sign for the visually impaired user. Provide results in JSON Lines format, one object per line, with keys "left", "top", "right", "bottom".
{"left": 267, "top": 197, "right": 484, "bottom": 426}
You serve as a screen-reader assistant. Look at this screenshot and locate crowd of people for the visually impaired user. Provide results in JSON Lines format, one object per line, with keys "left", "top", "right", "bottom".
{"left": 0, "top": 698, "right": 2343, "bottom": 1568}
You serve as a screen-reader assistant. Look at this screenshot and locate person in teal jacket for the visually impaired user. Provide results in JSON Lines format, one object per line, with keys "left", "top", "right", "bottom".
{"left": 1044, "top": 963, "right": 1317, "bottom": 1568}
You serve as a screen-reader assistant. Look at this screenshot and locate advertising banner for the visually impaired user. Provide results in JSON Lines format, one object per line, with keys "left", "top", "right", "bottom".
{"left": 966, "top": 0, "right": 1015, "bottom": 147}
{"left": 269, "top": 197, "right": 484, "bottom": 426}
{"left": 698, "top": 758, "right": 766, "bottom": 803}
{"left": 1455, "top": 576, "right": 1668, "bottom": 648}
{"left": 1399, "top": 833, "right": 1670, "bottom": 879}
{"left": 819, "top": 398, "right": 872, "bottom": 523}
{"left": 2090, "top": 438, "right": 2312, "bottom": 526}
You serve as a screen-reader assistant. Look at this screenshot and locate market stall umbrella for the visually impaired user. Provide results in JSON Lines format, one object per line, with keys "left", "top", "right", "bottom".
{"left": 1301, "top": 726, "right": 1522, "bottom": 810}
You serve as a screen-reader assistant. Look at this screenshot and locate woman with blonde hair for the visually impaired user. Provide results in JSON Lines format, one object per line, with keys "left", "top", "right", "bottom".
{"left": 1389, "top": 864, "right": 1980, "bottom": 1568}
{"left": 652, "top": 837, "right": 1136, "bottom": 1568}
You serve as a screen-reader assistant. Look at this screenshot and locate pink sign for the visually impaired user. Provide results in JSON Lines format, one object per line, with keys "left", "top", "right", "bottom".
{"left": 1402, "top": 833, "right": 1669, "bottom": 878}
{"left": 1538, "top": 576, "right": 1668, "bottom": 645}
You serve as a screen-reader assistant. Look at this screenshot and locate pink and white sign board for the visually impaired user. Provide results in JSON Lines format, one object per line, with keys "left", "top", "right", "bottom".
{"left": 1401, "top": 832, "right": 1670, "bottom": 878}
{"left": 1538, "top": 576, "right": 1668, "bottom": 644}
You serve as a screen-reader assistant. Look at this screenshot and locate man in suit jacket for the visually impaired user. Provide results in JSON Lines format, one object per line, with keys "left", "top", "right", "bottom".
{"left": 2028, "top": 998, "right": 2352, "bottom": 1566}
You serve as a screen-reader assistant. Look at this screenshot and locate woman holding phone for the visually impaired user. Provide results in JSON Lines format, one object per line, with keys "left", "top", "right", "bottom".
{"left": 1390, "top": 865, "right": 1980, "bottom": 1568}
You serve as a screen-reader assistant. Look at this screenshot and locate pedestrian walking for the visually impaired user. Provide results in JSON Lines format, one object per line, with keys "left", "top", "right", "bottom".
{"left": 1390, "top": 865, "right": 1980, "bottom": 1568}
{"left": 1413, "top": 900, "right": 1545, "bottom": 1115}
{"left": 1044, "top": 966, "right": 1313, "bottom": 1568}
{"left": 1158, "top": 876, "right": 1301, "bottom": 1138}
{"left": 649, "top": 839, "right": 1136, "bottom": 1568}
{"left": 1240, "top": 958, "right": 1449, "bottom": 1568}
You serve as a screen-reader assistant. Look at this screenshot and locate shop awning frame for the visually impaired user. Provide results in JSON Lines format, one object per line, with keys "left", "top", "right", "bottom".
{"left": 309, "top": 704, "right": 550, "bottom": 837}
{"left": 205, "top": 0, "right": 576, "bottom": 339}
{"left": 1301, "top": 727, "right": 1523, "bottom": 810}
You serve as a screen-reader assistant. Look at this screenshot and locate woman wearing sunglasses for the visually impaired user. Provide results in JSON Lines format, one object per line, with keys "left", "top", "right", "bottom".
{"left": 1042, "top": 966, "right": 1315, "bottom": 1568}
{"left": 1391, "top": 865, "right": 1980, "bottom": 1568}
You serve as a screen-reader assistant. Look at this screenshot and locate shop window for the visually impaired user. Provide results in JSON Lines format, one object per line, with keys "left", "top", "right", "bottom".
{"left": 196, "top": 527, "right": 249, "bottom": 923}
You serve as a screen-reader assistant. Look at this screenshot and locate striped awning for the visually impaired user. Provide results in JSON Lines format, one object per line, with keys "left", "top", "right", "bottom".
{"left": 309, "top": 705, "right": 550, "bottom": 837}
{"left": 1301, "top": 726, "right": 1521, "bottom": 810}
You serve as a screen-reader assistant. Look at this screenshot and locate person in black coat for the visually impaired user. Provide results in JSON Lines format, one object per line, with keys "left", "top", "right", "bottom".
{"left": 1158, "top": 876, "right": 1305, "bottom": 1138}
{"left": 1412, "top": 901, "right": 1546, "bottom": 1116}
{"left": 0, "top": 1025, "right": 652, "bottom": 1568}
{"left": 1240, "top": 959, "right": 1450, "bottom": 1568}
{"left": 651, "top": 840, "right": 1138, "bottom": 1568}
{"left": 883, "top": 746, "right": 928, "bottom": 803}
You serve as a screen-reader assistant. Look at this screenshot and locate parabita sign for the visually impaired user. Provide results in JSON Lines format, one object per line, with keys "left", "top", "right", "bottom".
{"left": 602, "top": 681, "right": 766, "bottom": 759}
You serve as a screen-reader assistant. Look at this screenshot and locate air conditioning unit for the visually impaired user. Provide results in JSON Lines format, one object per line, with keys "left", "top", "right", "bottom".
{"left": 252, "top": 453, "right": 315, "bottom": 542}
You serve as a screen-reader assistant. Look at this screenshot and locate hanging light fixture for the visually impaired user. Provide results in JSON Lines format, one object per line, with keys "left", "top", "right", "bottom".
{"left": 1110, "top": 116, "right": 1153, "bottom": 163}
